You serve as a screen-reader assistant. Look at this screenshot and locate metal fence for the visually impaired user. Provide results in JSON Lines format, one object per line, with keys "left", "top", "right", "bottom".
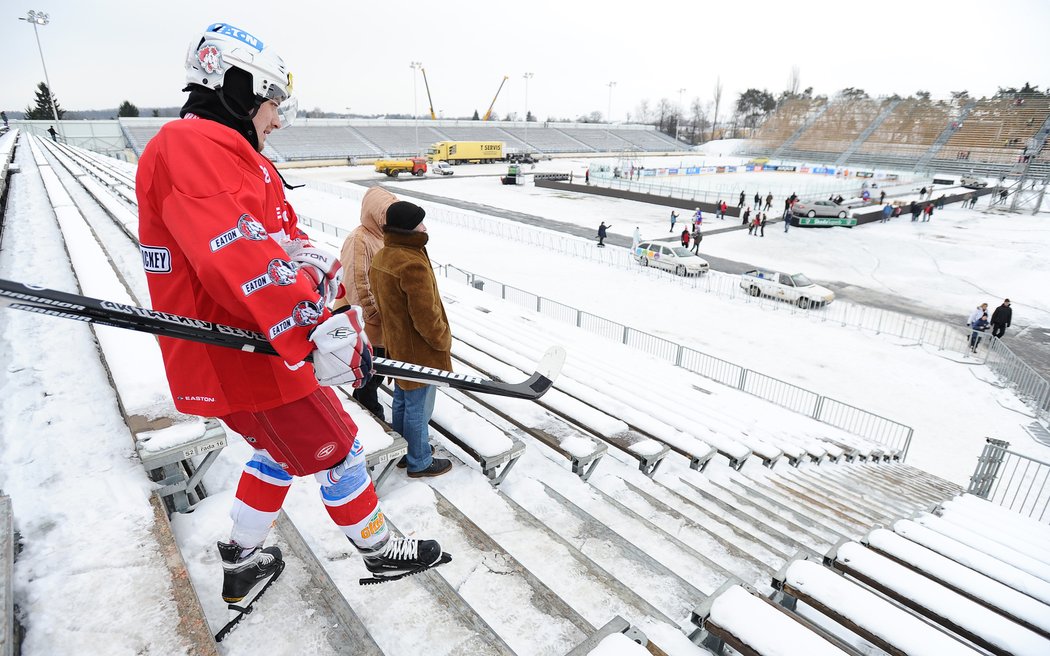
{"left": 983, "top": 338, "right": 1050, "bottom": 424}
{"left": 409, "top": 202, "right": 1050, "bottom": 424}
{"left": 441, "top": 263, "right": 914, "bottom": 458}
{"left": 293, "top": 178, "right": 1043, "bottom": 449}
{"left": 968, "top": 438, "right": 1050, "bottom": 523}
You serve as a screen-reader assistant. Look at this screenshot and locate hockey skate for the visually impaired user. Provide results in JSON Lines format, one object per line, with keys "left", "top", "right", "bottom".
{"left": 215, "top": 541, "right": 285, "bottom": 641}
{"left": 358, "top": 536, "right": 452, "bottom": 585}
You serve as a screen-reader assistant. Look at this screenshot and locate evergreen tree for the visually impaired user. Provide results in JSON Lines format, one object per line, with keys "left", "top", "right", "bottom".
{"left": 151, "top": 109, "right": 160, "bottom": 117}
{"left": 23, "top": 82, "right": 64, "bottom": 121}
{"left": 117, "top": 100, "right": 139, "bottom": 117}
{"left": 472, "top": 109, "right": 480, "bottom": 120}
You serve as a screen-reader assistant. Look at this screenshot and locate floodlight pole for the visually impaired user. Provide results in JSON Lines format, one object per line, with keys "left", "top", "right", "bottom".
{"left": 410, "top": 61, "right": 422, "bottom": 155}
{"left": 523, "top": 72, "right": 533, "bottom": 153}
{"left": 19, "top": 10, "right": 61, "bottom": 138}
{"left": 607, "top": 81, "right": 616, "bottom": 123}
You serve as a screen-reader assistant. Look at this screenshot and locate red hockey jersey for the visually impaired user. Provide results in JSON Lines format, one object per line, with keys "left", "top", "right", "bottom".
{"left": 136, "top": 117, "right": 326, "bottom": 416}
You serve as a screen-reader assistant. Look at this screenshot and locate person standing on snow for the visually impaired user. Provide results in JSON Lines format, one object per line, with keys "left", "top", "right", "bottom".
{"left": 692, "top": 207, "right": 702, "bottom": 226}
{"left": 783, "top": 206, "right": 792, "bottom": 232}
{"left": 969, "top": 312, "right": 990, "bottom": 352}
{"left": 754, "top": 192, "right": 762, "bottom": 208}
{"left": 739, "top": 190, "right": 746, "bottom": 208}
{"left": 680, "top": 227, "right": 690, "bottom": 248}
{"left": 597, "top": 221, "right": 611, "bottom": 247}
{"left": 764, "top": 192, "right": 773, "bottom": 211}
{"left": 990, "top": 299, "right": 1012, "bottom": 338}
{"left": 669, "top": 210, "right": 679, "bottom": 232}
{"left": 760, "top": 213, "right": 767, "bottom": 237}
{"left": 334, "top": 186, "right": 398, "bottom": 423}
{"left": 631, "top": 226, "right": 641, "bottom": 251}
{"left": 742, "top": 205, "right": 751, "bottom": 228}
{"left": 136, "top": 23, "right": 448, "bottom": 615}
{"left": 369, "top": 202, "right": 455, "bottom": 479}
{"left": 691, "top": 224, "right": 702, "bottom": 253}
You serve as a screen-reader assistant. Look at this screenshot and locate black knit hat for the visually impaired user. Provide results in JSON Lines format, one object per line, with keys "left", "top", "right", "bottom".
{"left": 385, "top": 201, "right": 426, "bottom": 231}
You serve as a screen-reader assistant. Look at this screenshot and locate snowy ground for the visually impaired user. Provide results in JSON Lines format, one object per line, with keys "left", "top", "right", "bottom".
{"left": 2, "top": 130, "right": 1050, "bottom": 655}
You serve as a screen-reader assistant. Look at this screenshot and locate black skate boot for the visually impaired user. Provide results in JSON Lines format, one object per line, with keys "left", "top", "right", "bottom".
{"left": 215, "top": 541, "right": 285, "bottom": 641}
{"left": 358, "top": 536, "right": 451, "bottom": 585}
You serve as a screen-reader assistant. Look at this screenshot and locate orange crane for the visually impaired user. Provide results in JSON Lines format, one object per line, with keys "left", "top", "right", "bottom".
{"left": 483, "top": 76, "right": 509, "bottom": 121}
{"left": 421, "top": 67, "right": 436, "bottom": 120}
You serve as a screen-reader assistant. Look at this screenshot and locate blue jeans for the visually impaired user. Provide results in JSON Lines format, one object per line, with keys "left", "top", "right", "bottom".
{"left": 392, "top": 384, "right": 437, "bottom": 472}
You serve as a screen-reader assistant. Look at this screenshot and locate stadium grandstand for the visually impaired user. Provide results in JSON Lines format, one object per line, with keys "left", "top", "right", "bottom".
{"left": 14, "top": 117, "right": 688, "bottom": 164}
{"left": 747, "top": 93, "right": 1050, "bottom": 180}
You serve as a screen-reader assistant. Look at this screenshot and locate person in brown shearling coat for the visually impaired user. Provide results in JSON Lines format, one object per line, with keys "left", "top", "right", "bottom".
{"left": 368, "top": 201, "right": 453, "bottom": 478}
{"left": 335, "top": 186, "right": 397, "bottom": 421}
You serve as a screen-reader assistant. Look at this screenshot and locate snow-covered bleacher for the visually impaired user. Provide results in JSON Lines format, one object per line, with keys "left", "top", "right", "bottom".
{"left": 12, "top": 137, "right": 1049, "bottom": 655}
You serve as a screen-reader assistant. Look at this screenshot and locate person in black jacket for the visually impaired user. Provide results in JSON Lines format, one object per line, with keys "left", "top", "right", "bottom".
{"left": 597, "top": 221, "right": 611, "bottom": 247}
{"left": 990, "top": 299, "right": 1012, "bottom": 338}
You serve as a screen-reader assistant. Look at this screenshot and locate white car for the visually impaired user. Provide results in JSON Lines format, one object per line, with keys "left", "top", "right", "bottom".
{"left": 635, "top": 241, "right": 709, "bottom": 276}
{"left": 739, "top": 269, "right": 835, "bottom": 308}
{"left": 431, "top": 161, "right": 454, "bottom": 176}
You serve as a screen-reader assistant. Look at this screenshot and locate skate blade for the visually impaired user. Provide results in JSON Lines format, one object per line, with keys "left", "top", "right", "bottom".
{"left": 359, "top": 552, "right": 452, "bottom": 586}
{"left": 215, "top": 561, "right": 286, "bottom": 642}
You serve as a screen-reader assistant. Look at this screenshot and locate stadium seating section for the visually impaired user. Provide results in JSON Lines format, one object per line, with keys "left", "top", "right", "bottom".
{"left": 748, "top": 94, "right": 1050, "bottom": 178}
{"left": 118, "top": 118, "right": 689, "bottom": 161}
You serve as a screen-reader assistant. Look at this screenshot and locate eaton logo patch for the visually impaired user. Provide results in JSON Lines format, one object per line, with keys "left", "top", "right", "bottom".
{"left": 209, "top": 214, "right": 268, "bottom": 252}
{"left": 140, "top": 245, "right": 171, "bottom": 273}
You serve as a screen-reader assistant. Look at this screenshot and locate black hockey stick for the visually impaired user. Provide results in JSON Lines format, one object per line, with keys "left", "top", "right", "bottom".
{"left": 0, "top": 278, "right": 564, "bottom": 400}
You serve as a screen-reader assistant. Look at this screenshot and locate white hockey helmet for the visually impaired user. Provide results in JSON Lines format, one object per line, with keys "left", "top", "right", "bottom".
{"left": 185, "top": 22, "right": 297, "bottom": 127}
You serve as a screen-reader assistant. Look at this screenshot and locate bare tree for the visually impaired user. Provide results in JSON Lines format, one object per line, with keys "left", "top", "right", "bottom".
{"left": 690, "top": 97, "right": 706, "bottom": 144}
{"left": 711, "top": 76, "right": 723, "bottom": 141}
{"left": 788, "top": 66, "right": 800, "bottom": 96}
{"left": 634, "top": 99, "right": 651, "bottom": 124}
{"left": 656, "top": 97, "right": 672, "bottom": 132}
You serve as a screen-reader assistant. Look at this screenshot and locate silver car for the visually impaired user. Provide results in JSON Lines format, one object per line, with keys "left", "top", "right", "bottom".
{"left": 635, "top": 241, "right": 709, "bottom": 276}
{"left": 791, "top": 200, "right": 851, "bottom": 219}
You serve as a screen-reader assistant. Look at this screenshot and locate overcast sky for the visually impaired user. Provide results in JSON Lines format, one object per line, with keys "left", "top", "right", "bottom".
{"left": 4, "top": 0, "right": 1049, "bottom": 121}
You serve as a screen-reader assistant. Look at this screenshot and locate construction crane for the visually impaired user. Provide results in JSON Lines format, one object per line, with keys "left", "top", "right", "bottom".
{"left": 421, "top": 67, "right": 436, "bottom": 120}
{"left": 483, "top": 76, "right": 509, "bottom": 121}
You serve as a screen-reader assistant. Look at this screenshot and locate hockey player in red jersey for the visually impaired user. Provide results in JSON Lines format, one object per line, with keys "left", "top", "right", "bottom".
{"left": 136, "top": 23, "right": 448, "bottom": 632}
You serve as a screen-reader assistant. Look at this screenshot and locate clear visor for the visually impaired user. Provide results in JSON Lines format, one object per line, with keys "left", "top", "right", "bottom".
{"left": 260, "top": 78, "right": 296, "bottom": 129}
{"left": 276, "top": 95, "right": 297, "bottom": 129}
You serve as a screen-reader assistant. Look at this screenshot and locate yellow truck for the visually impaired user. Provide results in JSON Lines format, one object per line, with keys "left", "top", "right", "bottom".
{"left": 428, "top": 141, "right": 504, "bottom": 164}
{"left": 374, "top": 157, "right": 428, "bottom": 177}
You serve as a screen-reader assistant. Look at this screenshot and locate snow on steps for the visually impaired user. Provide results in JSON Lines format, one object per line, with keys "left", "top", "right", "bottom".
{"left": 679, "top": 474, "right": 840, "bottom": 551}
{"left": 691, "top": 580, "right": 852, "bottom": 656}
{"left": 826, "top": 540, "right": 1050, "bottom": 655}
{"left": 863, "top": 528, "right": 1050, "bottom": 639}
{"left": 718, "top": 470, "right": 865, "bottom": 538}
{"left": 773, "top": 557, "right": 984, "bottom": 656}
{"left": 892, "top": 518, "right": 1050, "bottom": 605}
{"left": 911, "top": 512, "right": 1050, "bottom": 582}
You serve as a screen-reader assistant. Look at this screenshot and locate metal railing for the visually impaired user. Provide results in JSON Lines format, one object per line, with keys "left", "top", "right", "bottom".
{"left": 293, "top": 178, "right": 1042, "bottom": 451}
{"left": 401, "top": 201, "right": 1050, "bottom": 424}
{"left": 441, "top": 263, "right": 914, "bottom": 458}
{"left": 983, "top": 338, "right": 1050, "bottom": 424}
{"left": 968, "top": 438, "right": 1050, "bottom": 523}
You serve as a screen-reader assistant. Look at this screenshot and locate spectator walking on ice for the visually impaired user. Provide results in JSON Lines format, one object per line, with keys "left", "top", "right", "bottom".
{"left": 990, "top": 299, "right": 1012, "bottom": 338}
{"left": 597, "top": 221, "right": 610, "bottom": 247}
